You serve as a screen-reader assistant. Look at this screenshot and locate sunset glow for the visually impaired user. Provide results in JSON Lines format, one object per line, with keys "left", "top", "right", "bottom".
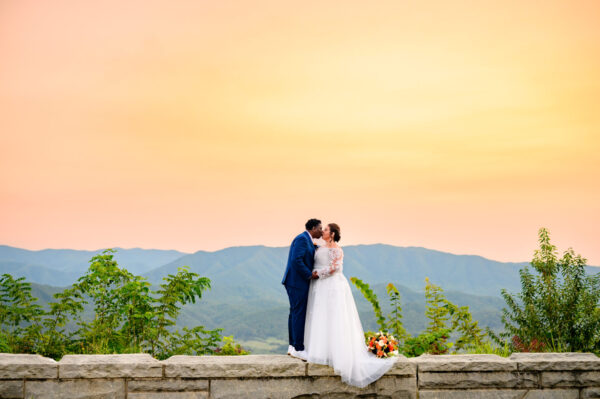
{"left": 1, "top": 1, "right": 599, "bottom": 264}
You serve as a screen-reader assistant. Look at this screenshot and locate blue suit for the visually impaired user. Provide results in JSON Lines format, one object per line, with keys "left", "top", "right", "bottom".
{"left": 281, "top": 231, "right": 316, "bottom": 351}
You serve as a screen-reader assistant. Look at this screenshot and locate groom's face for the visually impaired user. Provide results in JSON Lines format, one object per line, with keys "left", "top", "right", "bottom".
{"left": 309, "top": 224, "right": 323, "bottom": 239}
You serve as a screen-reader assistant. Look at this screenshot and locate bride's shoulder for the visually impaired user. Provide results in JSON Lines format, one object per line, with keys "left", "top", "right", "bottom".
{"left": 328, "top": 245, "right": 343, "bottom": 254}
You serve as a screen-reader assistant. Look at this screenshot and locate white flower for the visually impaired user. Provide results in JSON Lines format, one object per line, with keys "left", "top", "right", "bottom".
{"left": 392, "top": 350, "right": 399, "bottom": 355}
{"left": 378, "top": 340, "right": 385, "bottom": 347}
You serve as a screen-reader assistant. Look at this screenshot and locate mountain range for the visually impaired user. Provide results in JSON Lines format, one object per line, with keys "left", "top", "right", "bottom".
{"left": 1, "top": 244, "right": 598, "bottom": 354}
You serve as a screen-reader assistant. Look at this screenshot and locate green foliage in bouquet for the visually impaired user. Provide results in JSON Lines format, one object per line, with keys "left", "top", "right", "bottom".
{"left": 489, "top": 227, "right": 600, "bottom": 354}
{"left": 0, "top": 249, "right": 249, "bottom": 359}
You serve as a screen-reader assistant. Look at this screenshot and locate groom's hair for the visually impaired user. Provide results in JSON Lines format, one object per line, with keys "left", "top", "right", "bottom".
{"left": 305, "top": 218, "right": 322, "bottom": 230}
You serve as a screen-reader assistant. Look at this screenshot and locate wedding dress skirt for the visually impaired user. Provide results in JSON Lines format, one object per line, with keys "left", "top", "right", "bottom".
{"left": 304, "top": 246, "right": 397, "bottom": 388}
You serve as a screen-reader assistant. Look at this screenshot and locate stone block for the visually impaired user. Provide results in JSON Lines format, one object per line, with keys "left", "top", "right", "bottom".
{"left": 582, "top": 387, "right": 600, "bottom": 398}
{"left": 510, "top": 352, "right": 600, "bottom": 371}
{"left": 58, "top": 354, "right": 162, "bottom": 378}
{"left": 0, "top": 354, "right": 57, "bottom": 379}
{"left": 24, "top": 379, "right": 124, "bottom": 399}
{"left": 541, "top": 371, "right": 579, "bottom": 387}
{"left": 419, "top": 389, "right": 579, "bottom": 399}
{"left": 306, "top": 355, "right": 415, "bottom": 377}
{"left": 127, "top": 378, "right": 208, "bottom": 392}
{"left": 410, "top": 354, "right": 516, "bottom": 371}
{"left": 128, "top": 394, "right": 207, "bottom": 399}
{"left": 305, "top": 362, "right": 334, "bottom": 376}
{"left": 580, "top": 371, "right": 600, "bottom": 386}
{"left": 522, "top": 389, "right": 580, "bottom": 398}
{"left": 374, "top": 375, "right": 417, "bottom": 398}
{"left": 163, "top": 355, "right": 305, "bottom": 378}
{"left": 419, "top": 390, "right": 528, "bottom": 399}
{"left": 418, "top": 371, "right": 537, "bottom": 389}
{"left": 0, "top": 380, "right": 23, "bottom": 399}
{"left": 542, "top": 371, "right": 600, "bottom": 388}
{"left": 210, "top": 377, "right": 316, "bottom": 399}
{"left": 384, "top": 356, "right": 416, "bottom": 376}
{"left": 210, "top": 376, "right": 416, "bottom": 399}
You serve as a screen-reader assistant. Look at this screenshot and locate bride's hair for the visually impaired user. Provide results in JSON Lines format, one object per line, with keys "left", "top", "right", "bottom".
{"left": 328, "top": 223, "right": 341, "bottom": 242}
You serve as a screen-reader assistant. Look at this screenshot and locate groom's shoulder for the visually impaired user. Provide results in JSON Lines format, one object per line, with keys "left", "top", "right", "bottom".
{"left": 293, "top": 231, "right": 307, "bottom": 241}
{"left": 291, "top": 231, "right": 309, "bottom": 244}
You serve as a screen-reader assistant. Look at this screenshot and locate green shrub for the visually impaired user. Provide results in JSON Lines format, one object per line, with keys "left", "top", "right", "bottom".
{"left": 489, "top": 227, "right": 600, "bottom": 353}
{"left": 352, "top": 277, "right": 484, "bottom": 356}
{"left": 0, "top": 249, "right": 248, "bottom": 359}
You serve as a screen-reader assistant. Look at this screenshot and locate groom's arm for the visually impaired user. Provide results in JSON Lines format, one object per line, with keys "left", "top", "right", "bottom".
{"left": 290, "top": 237, "right": 314, "bottom": 281}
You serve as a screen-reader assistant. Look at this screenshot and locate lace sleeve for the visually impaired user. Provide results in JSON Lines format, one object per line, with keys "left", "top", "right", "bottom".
{"left": 316, "top": 247, "right": 343, "bottom": 278}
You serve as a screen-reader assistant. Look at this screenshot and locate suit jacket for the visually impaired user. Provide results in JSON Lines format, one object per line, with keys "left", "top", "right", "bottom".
{"left": 281, "top": 231, "right": 316, "bottom": 289}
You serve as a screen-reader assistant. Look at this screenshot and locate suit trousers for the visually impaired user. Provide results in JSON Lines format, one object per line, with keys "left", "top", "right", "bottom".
{"left": 285, "top": 283, "right": 310, "bottom": 351}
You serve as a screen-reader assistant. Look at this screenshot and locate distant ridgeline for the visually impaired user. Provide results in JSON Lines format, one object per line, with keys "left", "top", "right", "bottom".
{"left": 1, "top": 244, "right": 598, "bottom": 354}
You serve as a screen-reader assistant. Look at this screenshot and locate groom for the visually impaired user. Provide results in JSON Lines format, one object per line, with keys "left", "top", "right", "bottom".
{"left": 281, "top": 218, "right": 323, "bottom": 360}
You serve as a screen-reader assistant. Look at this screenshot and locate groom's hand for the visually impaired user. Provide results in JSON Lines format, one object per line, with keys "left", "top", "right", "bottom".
{"left": 312, "top": 270, "right": 319, "bottom": 279}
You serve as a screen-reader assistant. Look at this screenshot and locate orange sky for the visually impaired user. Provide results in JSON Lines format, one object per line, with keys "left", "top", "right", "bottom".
{"left": 1, "top": 0, "right": 599, "bottom": 264}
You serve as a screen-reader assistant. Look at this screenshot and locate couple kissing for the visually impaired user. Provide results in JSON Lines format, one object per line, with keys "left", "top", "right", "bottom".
{"left": 281, "top": 219, "right": 396, "bottom": 388}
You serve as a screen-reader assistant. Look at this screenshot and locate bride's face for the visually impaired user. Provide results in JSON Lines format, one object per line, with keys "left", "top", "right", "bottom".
{"left": 322, "top": 225, "right": 331, "bottom": 241}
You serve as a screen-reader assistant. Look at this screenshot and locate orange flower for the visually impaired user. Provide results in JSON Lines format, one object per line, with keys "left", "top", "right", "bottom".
{"left": 377, "top": 350, "right": 384, "bottom": 357}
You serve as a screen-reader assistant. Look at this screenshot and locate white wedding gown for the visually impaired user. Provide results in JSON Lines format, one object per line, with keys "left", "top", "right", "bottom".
{"left": 304, "top": 245, "right": 397, "bottom": 388}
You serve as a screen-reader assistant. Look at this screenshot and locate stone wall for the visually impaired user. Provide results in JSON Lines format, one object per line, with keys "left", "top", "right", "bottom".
{"left": 1, "top": 352, "right": 599, "bottom": 398}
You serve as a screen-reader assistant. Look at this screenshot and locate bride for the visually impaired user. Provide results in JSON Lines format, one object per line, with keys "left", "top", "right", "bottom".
{"left": 303, "top": 223, "right": 397, "bottom": 388}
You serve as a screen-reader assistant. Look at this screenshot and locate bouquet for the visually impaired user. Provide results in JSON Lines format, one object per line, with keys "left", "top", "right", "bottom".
{"left": 367, "top": 331, "right": 399, "bottom": 358}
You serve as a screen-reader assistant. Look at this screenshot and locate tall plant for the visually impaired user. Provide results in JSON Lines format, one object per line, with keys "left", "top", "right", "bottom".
{"left": 490, "top": 227, "right": 600, "bottom": 353}
{"left": 350, "top": 277, "right": 409, "bottom": 341}
{"left": 424, "top": 278, "right": 450, "bottom": 335}
{"left": 350, "top": 277, "right": 386, "bottom": 332}
{"left": 351, "top": 277, "right": 483, "bottom": 356}
{"left": 385, "top": 283, "right": 408, "bottom": 342}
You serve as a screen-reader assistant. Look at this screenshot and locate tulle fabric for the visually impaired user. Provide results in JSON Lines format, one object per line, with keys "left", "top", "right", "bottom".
{"left": 304, "top": 246, "right": 397, "bottom": 388}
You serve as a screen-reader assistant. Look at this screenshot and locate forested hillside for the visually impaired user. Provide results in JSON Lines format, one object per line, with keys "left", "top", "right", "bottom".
{"left": 4, "top": 244, "right": 598, "bottom": 354}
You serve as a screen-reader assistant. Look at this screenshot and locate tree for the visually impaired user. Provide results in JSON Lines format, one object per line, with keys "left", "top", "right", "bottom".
{"left": 0, "top": 249, "right": 248, "bottom": 359}
{"left": 490, "top": 227, "right": 600, "bottom": 353}
{"left": 0, "top": 274, "right": 43, "bottom": 353}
